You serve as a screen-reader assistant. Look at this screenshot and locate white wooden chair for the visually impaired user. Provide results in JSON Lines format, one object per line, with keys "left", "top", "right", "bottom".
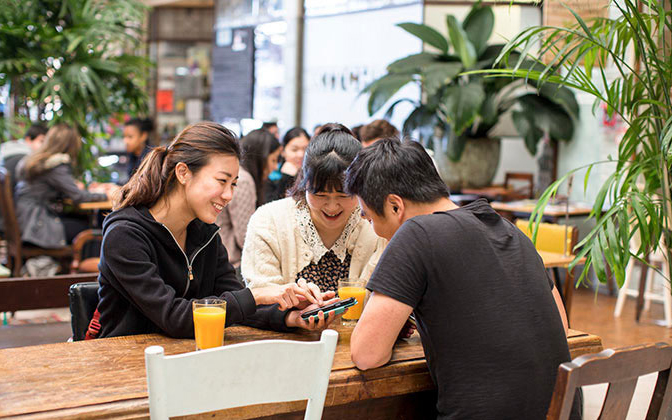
{"left": 144, "top": 329, "right": 338, "bottom": 420}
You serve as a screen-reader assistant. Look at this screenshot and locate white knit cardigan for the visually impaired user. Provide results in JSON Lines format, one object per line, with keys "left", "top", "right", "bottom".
{"left": 241, "top": 197, "right": 386, "bottom": 288}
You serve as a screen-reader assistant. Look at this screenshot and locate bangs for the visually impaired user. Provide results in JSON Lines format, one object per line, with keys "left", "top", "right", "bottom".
{"left": 304, "top": 154, "right": 348, "bottom": 193}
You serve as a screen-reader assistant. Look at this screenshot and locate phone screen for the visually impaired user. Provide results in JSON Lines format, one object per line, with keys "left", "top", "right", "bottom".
{"left": 300, "top": 297, "right": 357, "bottom": 320}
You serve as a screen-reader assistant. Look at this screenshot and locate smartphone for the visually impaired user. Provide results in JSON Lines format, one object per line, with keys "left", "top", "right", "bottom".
{"left": 300, "top": 297, "right": 357, "bottom": 321}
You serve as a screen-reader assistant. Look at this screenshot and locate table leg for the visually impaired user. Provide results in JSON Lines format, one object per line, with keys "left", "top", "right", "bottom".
{"left": 563, "top": 268, "right": 574, "bottom": 324}
{"left": 635, "top": 254, "right": 650, "bottom": 322}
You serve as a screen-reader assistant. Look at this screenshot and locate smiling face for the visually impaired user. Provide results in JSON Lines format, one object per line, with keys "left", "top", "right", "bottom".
{"left": 182, "top": 154, "right": 240, "bottom": 224}
{"left": 282, "top": 135, "right": 309, "bottom": 170}
{"left": 305, "top": 190, "right": 358, "bottom": 235}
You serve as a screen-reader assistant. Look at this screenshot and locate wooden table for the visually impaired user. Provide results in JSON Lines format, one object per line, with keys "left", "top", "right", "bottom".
{"left": 0, "top": 325, "right": 602, "bottom": 419}
{"left": 491, "top": 200, "right": 593, "bottom": 221}
{"left": 77, "top": 200, "right": 113, "bottom": 211}
{"left": 461, "top": 186, "right": 521, "bottom": 202}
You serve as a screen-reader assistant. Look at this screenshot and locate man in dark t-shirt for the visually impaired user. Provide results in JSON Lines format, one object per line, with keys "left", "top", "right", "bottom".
{"left": 344, "top": 139, "right": 581, "bottom": 419}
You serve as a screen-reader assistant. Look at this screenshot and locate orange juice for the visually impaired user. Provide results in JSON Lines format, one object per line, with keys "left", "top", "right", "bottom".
{"left": 338, "top": 286, "right": 366, "bottom": 321}
{"left": 193, "top": 306, "right": 226, "bottom": 350}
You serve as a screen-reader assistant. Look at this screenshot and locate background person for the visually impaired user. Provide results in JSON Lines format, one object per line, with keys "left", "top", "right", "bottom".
{"left": 359, "top": 119, "right": 399, "bottom": 148}
{"left": 0, "top": 124, "right": 47, "bottom": 190}
{"left": 216, "top": 129, "right": 280, "bottom": 267}
{"left": 14, "top": 124, "right": 115, "bottom": 248}
{"left": 123, "top": 117, "right": 154, "bottom": 180}
{"left": 88, "top": 122, "right": 336, "bottom": 340}
{"left": 241, "top": 123, "right": 386, "bottom": 294}
{"left": 261, "top": 121, "right": 280, "bottom": 139}
{"left": 345, "top": 138, "right": 579, "bottom": 420}
{"left": 266, "top": 126, "right": 310, "bottom": 202}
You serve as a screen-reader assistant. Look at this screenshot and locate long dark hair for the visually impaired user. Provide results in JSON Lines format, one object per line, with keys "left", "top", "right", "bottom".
{"left": 282, "top": 127, "right": 310, "bottom": 147}
{"left": 114, "top": 122, "right": 240, "bottom": 210}
{"left": 289, "top": 123, "right": 361, "bottom": 201}
{"left": 23, "top": 124, "right": 81, "bottom": 180}
{"left": 240, "top": 129, "right": 280, "bottom": 207}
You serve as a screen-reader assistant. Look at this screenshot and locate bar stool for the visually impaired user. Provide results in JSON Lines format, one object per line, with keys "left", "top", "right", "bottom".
{"left": 614, "top": 242, "right": 672, "bottom": 328}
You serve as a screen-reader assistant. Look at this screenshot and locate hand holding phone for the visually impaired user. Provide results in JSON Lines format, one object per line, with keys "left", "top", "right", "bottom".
{"left": 300, "top": 297, "right": 357, "bottom": 321}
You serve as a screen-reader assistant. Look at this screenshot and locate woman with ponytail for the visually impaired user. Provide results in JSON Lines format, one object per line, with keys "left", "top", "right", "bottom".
{"left": 87, "top": 122, "right": 338, "bottom": 339}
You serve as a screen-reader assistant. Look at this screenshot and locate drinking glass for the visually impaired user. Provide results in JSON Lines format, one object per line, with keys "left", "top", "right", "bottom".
{"left": 337, "top": 279, "right": 367, "bottom": 327}
{"left": 192, "top": 298, "right": 226, "bottom": 350}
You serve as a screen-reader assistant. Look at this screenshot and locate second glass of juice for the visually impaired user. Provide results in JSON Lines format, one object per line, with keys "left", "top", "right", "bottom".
{"left": 192, "top": 298, "right": 226, "bottom": 350}
{"left": 338, "top": 279, "right": 367, "bottom": 327}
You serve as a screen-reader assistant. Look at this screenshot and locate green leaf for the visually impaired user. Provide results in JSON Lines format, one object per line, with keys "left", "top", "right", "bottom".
{"left": 463, "top": 5, "right": 494, "bottom": 56}
{"left": 441, "top": 81, "right": 485, "bottom": 135}
{"left": 537, "top": 84, "right": 580, "bottom": 119}
{"left": 446, "top": 16, "right": 477, "bottom": 69}
{"left": 512, "top": 110, "right": 544, "bottom": 155}
{"left": 446, "top": 130, "right": 468, "bottom": 162}
{"left": 584, "top": 163, "right": 593, "bottom": 193}
{"left": 403, "top": 106, "right": 438, "bottom": 146}
{"left": 590, "top": 239, "right": 607, "bottom": 283}
{"left": 517, "top": 94, "right": 575, "bottom": 141}
{"left": 397, "top": 23, "right": 449, "bottom": 53}
{"left": 362, "top": 73, "right": 414, "bottom": 116}
{"left": 383, "top": 98, "right": 416, "bottom": 121}
{"left": 423, "top": 62, "right": 462, "bottom": 99}
{"left": 387, "top": 52, "right": 437, "bottom": 73}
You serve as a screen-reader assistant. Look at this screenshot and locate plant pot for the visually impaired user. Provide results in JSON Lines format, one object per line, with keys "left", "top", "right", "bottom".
{"left": 432, "top": 135, "right": 501, "bottom": 191}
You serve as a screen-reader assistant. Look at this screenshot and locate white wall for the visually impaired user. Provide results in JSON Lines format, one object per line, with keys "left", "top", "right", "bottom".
{"left": 301, "top": 4, "right": 423, "bottom": 131}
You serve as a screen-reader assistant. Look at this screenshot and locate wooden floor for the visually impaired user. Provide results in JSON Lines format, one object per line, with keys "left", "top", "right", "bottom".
{"left": 570, "top": 286, "right": 671, "bottom": 349}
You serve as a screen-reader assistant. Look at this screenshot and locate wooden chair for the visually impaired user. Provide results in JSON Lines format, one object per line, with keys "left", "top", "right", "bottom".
{"left": 516, "top": 219, "right": 581, "bottom": 316}
{"left": 0, "top": 167, "right": 73, "bottom": 276}
{"left": 0, "top": 272, "right": 98, "bottom": 313}
{"left": 504, "top": 171, "right": 534, "bottom": 200}
{"left": 144, "top": 329, "right": 338, "bottom": 420}
{"left": 546, "top": 342, "right": 672, "bottom": 420}
{"left": 70, "top": 229, "right": 103, "bottom": 273}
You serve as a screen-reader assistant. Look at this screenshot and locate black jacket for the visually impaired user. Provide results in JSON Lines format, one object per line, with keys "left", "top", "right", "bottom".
{"left": 96, "top": 206, "right": 290, "bottom": 338}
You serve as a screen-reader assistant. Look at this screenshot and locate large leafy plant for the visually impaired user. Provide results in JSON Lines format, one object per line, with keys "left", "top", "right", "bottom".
{"left": 486, "top": 0, "right": 672, "bottom": 289}
{"left": 362, "top": 2, "right": 579, "bottom": 161}
{"left": 0, "top": 0, "right": 150, "bottom": 179}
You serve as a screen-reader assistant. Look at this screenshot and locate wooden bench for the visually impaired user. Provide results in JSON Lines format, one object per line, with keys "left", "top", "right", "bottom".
{"left": 0, "top": 273, "right": 98, "bottom": 312}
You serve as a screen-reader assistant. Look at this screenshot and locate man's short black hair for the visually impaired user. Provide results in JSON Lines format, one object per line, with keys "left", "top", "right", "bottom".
{"left": 24, "top": 124, "right": 48, "bottom": 141}
{"left": 345, "top": 138, "right": 450, "bottom": 215}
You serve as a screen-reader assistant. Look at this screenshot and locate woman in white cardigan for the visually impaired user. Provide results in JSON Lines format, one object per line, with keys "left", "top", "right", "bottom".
{"left": 241, "top": 123, "right": 385, "bottom": 293}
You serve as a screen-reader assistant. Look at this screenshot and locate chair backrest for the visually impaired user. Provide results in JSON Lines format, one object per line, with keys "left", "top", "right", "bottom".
{"left": 145, "top": 329, "right": 339, "bottom": 420}
{"left": 68, "top": 281, "right": 100, "bottom": 341}
{"left": 504, "top": 171, "right": 534, "bottom": 199}
{"left": 547, "top": 342, "right": 672, "bottom": 420}
{"left": 516, "top": 219, "right": 577, "bottom": 255}
{"left": 70, "top": 229, "right": 103, "bottom": 273}
{"left": 0, "top": 167, "right": 22, "bottom": 255}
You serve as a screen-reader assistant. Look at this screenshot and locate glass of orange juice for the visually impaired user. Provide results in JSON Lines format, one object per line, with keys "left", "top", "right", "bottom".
{"left": 192, "top": 298, "right": 226, "bottom": 350}
{"left": 338, "top": 279, "right": 367, "bottom": 326}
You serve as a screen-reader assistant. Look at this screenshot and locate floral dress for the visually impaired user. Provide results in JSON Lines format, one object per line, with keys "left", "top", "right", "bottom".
{"left": 293, "top": 201, "right": 359, "bottom": 292}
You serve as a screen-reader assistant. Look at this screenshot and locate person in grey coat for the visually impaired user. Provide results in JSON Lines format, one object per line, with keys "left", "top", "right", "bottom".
{"left": 14, "top": 124, "right": 115, "bottom": 249}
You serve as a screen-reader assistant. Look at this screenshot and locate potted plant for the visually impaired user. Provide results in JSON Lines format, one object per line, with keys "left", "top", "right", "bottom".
{"left": 361, "top": 2, "right": 579, "bottom": 190}
{"left": 0, "top": 0, "right": 150, "bottom": 180}
{"left": 485, "top": 0, "right": 671, "bottom": 290}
